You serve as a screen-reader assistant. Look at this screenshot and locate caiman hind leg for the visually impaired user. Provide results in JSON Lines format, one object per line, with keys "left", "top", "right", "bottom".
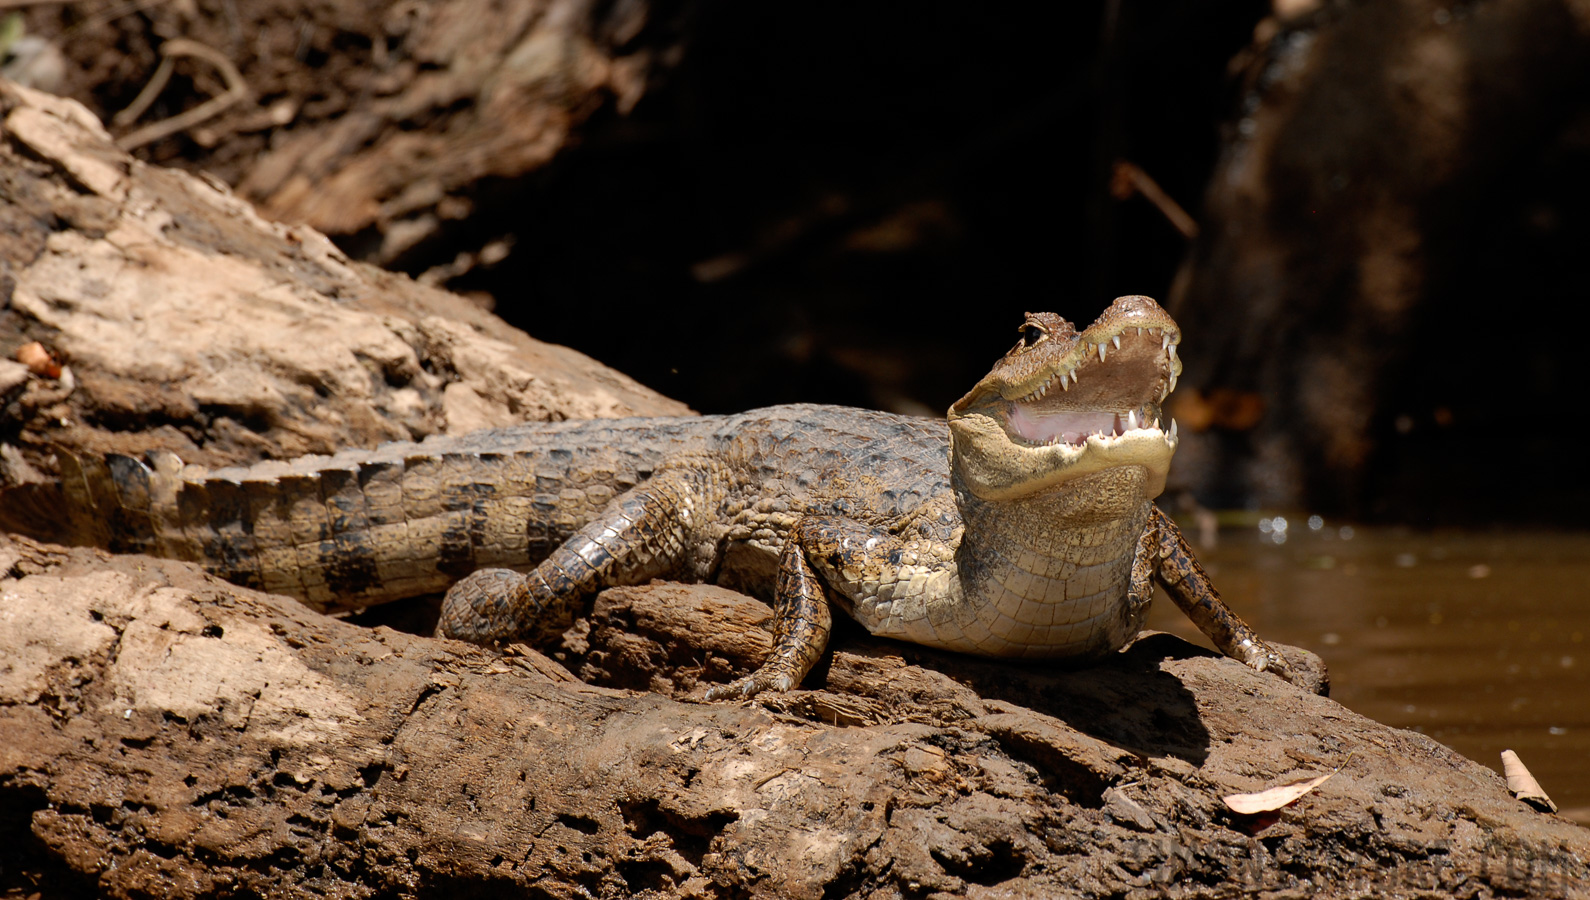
{"left": 436, "top": 463, "right": 709, "bottom": 645}
{"left": 1146, "top": 506, "right": 1313, "bottom": 688}
{"left": 706, "top": 522, "right": 834, "bottom": 700}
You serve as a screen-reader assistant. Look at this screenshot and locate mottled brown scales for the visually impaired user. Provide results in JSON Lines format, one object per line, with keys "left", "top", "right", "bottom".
{"left": 22, "top": 297, "right": 1309, "bottom": 697}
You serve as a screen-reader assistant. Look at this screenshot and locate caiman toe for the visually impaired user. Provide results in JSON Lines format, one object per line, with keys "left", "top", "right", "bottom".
{"left": 705, "top": 667, "right": 800, "bottom": 701}
{"left": 1243, "top": 640, "right": 1330, "bottom": 696}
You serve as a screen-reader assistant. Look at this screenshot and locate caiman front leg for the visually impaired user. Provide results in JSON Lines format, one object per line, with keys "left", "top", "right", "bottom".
{"left": 706, "top": 520, "right": 834, "bottom": 700}
{"left": 436, "top": 463, "right": 709, "bottom": 645}
{"left": 1146, "top": 506, "right": 1316, "bottom": 690}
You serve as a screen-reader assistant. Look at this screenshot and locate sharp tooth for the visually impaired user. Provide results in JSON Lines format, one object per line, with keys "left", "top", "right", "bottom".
{"left": 1112, "top": 335, "right": 1121, "bottom": 350}
{"left": 1128, "top": 410, "right": 1139, "bottom": 430}
{"left": 1161, "top": 333, "right": 1171, "bottom": 351}
{"left": 1071, "top": 368, "right": 1080, "bottom": 385}
{"left": 1171, "top": 418, "right": 1179, "bottom": 438}
{"left": 1168, "top": 372, "right": 1179, "bottom": 394}
{"left": 1155, "top": 418, "right": 1162, "bottom": 431}
{"left": 1168, "top": 343, "right": 1179, "bottom": 361}
{"left": 1097, "top": 343, "right": 1107, "bottom": 362}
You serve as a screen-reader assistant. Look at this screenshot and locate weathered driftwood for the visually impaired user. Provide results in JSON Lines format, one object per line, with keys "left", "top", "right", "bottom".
{"left": 0, "top": 81, "right": 687, "bottom": 511}
{"left": 3, "top": 534, "right": 1588, "bottom": 899}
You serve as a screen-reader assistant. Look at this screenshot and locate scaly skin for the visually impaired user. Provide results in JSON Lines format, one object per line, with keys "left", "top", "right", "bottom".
{"left": 438, "top": 295, "right": 1298, "bottom": 697}
{"left": 6, "top": 296, "right": 1306, "bottom": 697}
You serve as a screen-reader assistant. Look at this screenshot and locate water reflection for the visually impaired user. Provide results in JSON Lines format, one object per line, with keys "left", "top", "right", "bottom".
{"left": 1147, "top": 520, "right": 1590, "bottom": 825}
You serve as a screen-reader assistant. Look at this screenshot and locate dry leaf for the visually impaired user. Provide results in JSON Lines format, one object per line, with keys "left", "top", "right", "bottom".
{"left": 15, "top": 341, "right": 61, "bottom": 378}
{"left": 1223, "top": 771, "right": 1336, "bottom": 814}
{"left": 1501, "top": 749, "right": 1557, "bottom": 813}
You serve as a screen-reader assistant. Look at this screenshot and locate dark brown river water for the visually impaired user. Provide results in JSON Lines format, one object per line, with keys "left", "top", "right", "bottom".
{"left": 1145, "top": 517, "right": 1589, "bottom": 825}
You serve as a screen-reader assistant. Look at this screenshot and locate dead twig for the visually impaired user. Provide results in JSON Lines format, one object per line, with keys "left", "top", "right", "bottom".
{"left": 115, "top": 38, "right": 248, "bottom": 151}
{"left": 1111, "top": 160, "right": 1200, "bottom": 240}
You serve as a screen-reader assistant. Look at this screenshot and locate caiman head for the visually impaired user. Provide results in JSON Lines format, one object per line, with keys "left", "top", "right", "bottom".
{"left": 948, "top": 295, "right": 1181, "bottom": 503}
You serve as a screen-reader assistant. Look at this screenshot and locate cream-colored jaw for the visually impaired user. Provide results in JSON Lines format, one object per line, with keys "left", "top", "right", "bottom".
{"left": 948, "top": 299, "right": 1183, "bottom": 502}
{"left": 949, "top": 413, "right": 1176, "bottom": 501}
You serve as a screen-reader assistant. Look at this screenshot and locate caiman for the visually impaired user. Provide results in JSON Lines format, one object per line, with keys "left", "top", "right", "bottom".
{"left": 2, "top": 296, "right": 1310, "bottom": 697}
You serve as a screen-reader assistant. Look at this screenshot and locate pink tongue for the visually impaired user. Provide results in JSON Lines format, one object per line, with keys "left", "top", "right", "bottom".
{"left": 1008, "top": 404, "right": 1118, "bottom": 444}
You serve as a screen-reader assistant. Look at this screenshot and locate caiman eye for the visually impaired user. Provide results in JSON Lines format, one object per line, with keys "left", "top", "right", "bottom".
{"left": 1020, "top": 323, "right": 1047, "bottom": 347}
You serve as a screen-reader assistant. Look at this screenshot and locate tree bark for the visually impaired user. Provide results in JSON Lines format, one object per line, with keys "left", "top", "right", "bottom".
{"left": 1169, "top": 0, "right": 1590, "bottom": 519}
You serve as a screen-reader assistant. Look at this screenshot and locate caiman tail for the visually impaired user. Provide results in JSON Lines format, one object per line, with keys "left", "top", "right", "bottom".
{"left": 0, "top": 419, "right": 702, "bottom": 611}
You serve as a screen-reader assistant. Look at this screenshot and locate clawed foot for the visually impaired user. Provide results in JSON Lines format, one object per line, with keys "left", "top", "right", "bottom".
{"left": 704, "top": 667, "right": 799, "bottom": 701}
{"left": 1240, "top": 639, "right": 1293, "bottom": 680}
{"left": 1239, "top": 640, "right": 1330, "bottom": 696}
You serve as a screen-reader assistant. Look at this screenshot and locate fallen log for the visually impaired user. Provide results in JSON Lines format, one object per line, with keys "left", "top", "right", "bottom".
{"left": 3, "top": 535, "right": 1587, "bottom": 898}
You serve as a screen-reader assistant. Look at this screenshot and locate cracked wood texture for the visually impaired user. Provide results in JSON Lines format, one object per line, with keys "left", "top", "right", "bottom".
{"left": 3, "top": 534, "right": 1588, "bottom": 899}
{"left": 0, "top": 81, "right": 688, "bottom": 501}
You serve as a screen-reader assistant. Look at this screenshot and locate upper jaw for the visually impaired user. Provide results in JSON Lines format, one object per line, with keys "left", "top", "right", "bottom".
{"left": 992, "top": 323, "right": 1177, "bottom": 448}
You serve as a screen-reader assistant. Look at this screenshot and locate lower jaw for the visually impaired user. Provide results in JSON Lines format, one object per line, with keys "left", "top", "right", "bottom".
{"left": 949, "top": 413, "right": 1176, "bottom": 502}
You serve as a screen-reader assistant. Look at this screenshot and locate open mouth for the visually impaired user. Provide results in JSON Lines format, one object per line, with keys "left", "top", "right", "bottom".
{"left": 948, "top": 298, "right": 1186, "bottom": 501}
{"left": 992, "top": 324, "right": 1179, "bottom": 448}
{"left": 1005, "top": 402, "right": 1173, "bottom": 447}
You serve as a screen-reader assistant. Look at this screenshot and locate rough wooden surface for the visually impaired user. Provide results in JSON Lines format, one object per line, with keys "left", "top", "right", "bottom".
{"left": 18, "top": 0, "right": 664, "bottom": 268}
{"left": 0, "top": 82, "right": 688, "bottom": 498}
{"left": 2, "top": 535, "right": 1587, "bottom": 899}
